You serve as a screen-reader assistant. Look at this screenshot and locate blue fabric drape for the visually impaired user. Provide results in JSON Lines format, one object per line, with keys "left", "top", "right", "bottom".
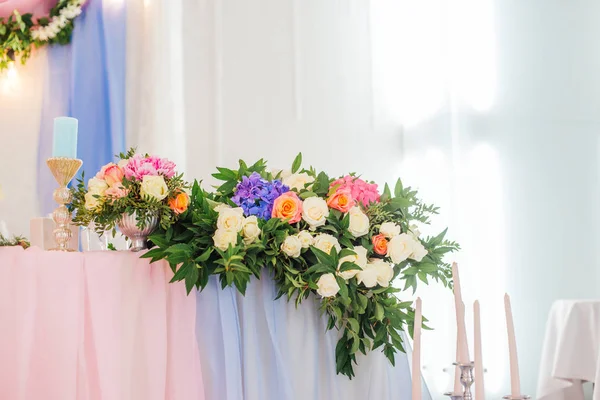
{"left": 37, "top": 0, "right": 126, "bottom": 215}
{"left": 196, "top": 276, "right": 433, "bottom": 400}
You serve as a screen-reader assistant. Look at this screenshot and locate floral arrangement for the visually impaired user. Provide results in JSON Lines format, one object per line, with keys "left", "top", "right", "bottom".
{"left": 1, "top": 0, "right": 85, "bottom": 71}
{"left": 70, "top": 149, "right": 189, "bottom": 234}
{"left": 143, "top": 154, "right": 459, "bottom": 378}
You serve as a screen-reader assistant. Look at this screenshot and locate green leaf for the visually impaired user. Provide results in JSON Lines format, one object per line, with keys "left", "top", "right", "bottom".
{"left": 339, "top": 261, "right": 361, "bottom": 273}
{"left": 185, "top": 263, "right": 199, "bottom": 294}
{"left": 291, "top": 152, "right": 303, "bottom": 173}
{"left": 394, "top": 178, "right": 403, "bottom": 198}
{"left": 374, "top": 302, "right": 384, "bottom": 321}
{"left": 195, "top": 248, "right": 213, "bottom": 262}
{"left": 336, "top": 276, "right": 348, "bottom": 300}
{"left": 170, "top": 262, "right": 191, "bottom": 283}
{"left": 299, "top": 191, "right": 317, "bottom": 199}
{"left": 347, "top": 317, "right": 360, "bottom": 333}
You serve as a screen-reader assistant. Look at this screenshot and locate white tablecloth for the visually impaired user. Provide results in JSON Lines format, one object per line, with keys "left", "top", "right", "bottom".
{"left": 537, "top": 300, "right": 600, "bottom": 400}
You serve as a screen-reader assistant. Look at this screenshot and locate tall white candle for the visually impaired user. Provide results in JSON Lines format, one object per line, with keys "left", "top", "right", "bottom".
{"left": 452, "top": 263, "right": 470, "bottom": 363}
{"left": 474, "top": 301, "right": 485, "bottom": 400}
{"left": 412, "top": 297, "right": 422, "bottom": 400}
{"left": 504, "top": 293, "right": 521, "bottom": 397}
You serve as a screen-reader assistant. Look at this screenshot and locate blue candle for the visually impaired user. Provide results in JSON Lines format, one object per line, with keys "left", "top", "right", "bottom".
{"left": 52, "top": 117, "right": 78, "bottom": 159}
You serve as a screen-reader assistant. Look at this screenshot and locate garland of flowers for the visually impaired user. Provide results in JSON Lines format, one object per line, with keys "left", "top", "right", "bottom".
{"left": 142, "top": 154, "right": 459, "bottom": 378}
{"left": 0, "top": 0, "right": 85, "bottom": 71}
{"left": 0, "top": 234, "right": 30, "bottom": 248}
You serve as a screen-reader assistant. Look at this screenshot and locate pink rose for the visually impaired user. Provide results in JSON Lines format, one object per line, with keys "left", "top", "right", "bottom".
{"left": 330, "top": 176, "right": 380, "bottom": 207}
{"left": 96, "top": 163, "right": 124, "bottom": 186}
{"left": 326, "top": 188, "right": 355, "bottom": 213}
{"left": 105, "top": 183, "right": 128, "bottom": 200}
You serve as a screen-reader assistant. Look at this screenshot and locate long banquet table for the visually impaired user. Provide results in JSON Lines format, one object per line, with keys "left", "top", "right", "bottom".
{"left": 0, "top": 246, "right": 430, "bottom": 400}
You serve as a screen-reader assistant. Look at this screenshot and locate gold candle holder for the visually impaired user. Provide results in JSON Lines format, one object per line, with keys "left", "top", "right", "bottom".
{"left": 46, "top": 157, "right": 83, "bottom": 251}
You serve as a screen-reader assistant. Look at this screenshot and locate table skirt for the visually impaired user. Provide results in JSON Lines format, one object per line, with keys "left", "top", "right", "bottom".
{"left": 0, "top": 246, "right": 429, "bottom": 400}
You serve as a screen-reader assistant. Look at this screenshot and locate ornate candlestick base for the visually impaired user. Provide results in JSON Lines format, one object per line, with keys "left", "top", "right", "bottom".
{"left": 444, "top": 393, "right": 463, "bottom": 400}
{"left": 47, "top": 157, "right": 83, "bottom": 251}
{"left": 457, "top": 362, "right": 475, "bottom": 400}
{"left": 503, "top": 396, "right": 531, "bottom": 399}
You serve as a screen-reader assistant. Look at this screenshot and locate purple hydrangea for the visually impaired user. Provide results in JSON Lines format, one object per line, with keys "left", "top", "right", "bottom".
{"left": 232, "top": 172, "right": 289, "bottom": 220}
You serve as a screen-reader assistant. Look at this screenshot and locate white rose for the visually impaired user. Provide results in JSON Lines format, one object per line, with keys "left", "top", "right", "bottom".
{"left": 388, "top": 233, "right": 416, "bottom": 264}
{"left": 410, "top": 240, "right": 428, "bottom": 262}
{"left": 281, "top": 235, "right": 303, "bottom": 258}
{"left": 88, "top": 177, "right": 108, "bottom": 195}
{"left": 316, "top": 273, "right": 341, "bottom": 298}
{"left": 241, "top": 216, "right": 261, "bottom": 245}
{"left": 140, "top": 175, "right": 169, "bottom": 201}
{"left": 84, "top": 192, "right": 101, "bottom": 210}
{"left": 380, "top": 222, "right": 401, "bottom": 239}
{"left": 313, "top": 233, "right": 341, "bottom": 255}
{"left": 348, "top": 206, "right": 370, "bottom": 237}
{"left": 217, "top": 207, "right": 244, "bottom": 232}
{"left": 297, "top": 230, "right": 314, "bottom": 248}
{"left": 213, "top": 228, "right": 239, "bottom": 251}
{"left": 117, "top": 159, "right": 128, "bottom": 169}
{"left": 283, "top": 172, "right": 314, "bottom": 191}
{"left": 302, "top": 197, "right": 330, "bottom": 230}
{"left": 337, "top": 246, "right": 368, "bottom": 280}
{"left": 370, "top": 258, "right": 394, "bottom": 287}
{"left": 356, "top": 264, "right": 379, "bottom": 288}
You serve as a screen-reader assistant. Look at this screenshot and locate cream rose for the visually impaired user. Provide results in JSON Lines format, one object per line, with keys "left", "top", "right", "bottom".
{"left": 302, "top": 197, "right": 329, "bottom": 230}
{"left": 356, "top": 264, "right": 379, "bottom": 288}
{"left": 316, "top": 273, "right": 341, "bottom": 298}
{"left": 213, "top": 228, "right": 239, "bottom": 251}
{"left": 241, "top": 216, "right": 261, "bottom": 245}
{"left": 283, "top": 172, "right": 314, "bottom": 191}
{"left": 217, "top": 207, "right": 244, "bottom": 232}
{"left": 117, "top": 159, "right": 129, "bottom": 169}
{"left": 313, "top": 233, "right": 341, "bottom": 255}
{"left": 380, "top": 222, "right": 401, "bottom": 239}
{"left": 140, "top": 175, "right": 169, "bottom": 201}
{"left": 370, "top": 258, "right": 394, "bottom": 287}
{"left": 297, "top": 230, "right": 314, "bottom": 248}
{"left": 387, "top": 233, "right": 414, "bottom": 264}
{"left": 281, "top": 235, "right": 303, "bottom": 258}
{"left": 84, "top": 192, "right": 101, "bottom": 210}
{"left": 410, "top": 240, "right": 428, "bottom": 262}
{"left": 337, "top": 246, "right": 368, "bottom": 280}
{"left": 348, "top": 206, "right": 370, "bottom": 237}
{"left": 88, "top": 177, "right": 108, "bottom": 195}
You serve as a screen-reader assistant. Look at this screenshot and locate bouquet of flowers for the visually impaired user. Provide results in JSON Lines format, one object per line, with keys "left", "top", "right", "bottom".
{"left": 143, "top": 154, "right": 459, "bottom": 378}
{"left": 70, "top": 149, "right": 189, "bottom": 234}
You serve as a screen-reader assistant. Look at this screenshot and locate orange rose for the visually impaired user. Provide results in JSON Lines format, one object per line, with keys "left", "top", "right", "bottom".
{"left": 326, "top": 188, "right": 355, "bottom": 213}
{"left": 272, "top": 192, "right": 303, "bottom": 224}
{"left": 169, "top": 192, "right": 190, "bottom": 215}
{"left": 372, "top": 234, "right": 389, "bottom": 256}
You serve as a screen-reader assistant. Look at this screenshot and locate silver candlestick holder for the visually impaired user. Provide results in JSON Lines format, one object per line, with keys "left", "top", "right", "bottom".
{"left": 444, "top": 361, "right": 474, "bottom": 400}
{"left": 503, "top": 396, "right": 531, "bottom": 399}
{"left": 443, "top": 394, "right": 463, "bottom": 400}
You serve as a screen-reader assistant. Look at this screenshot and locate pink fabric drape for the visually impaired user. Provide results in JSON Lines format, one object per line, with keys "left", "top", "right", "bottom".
{"left": 0, "top": 0, "right": 56, "bottom": 18}
{"left": 0, "top": 246, "right": 204, "bottom": 400}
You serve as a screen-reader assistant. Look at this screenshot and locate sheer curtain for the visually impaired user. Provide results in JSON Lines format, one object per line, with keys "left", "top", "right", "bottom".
{"left": 126, "top": 0, "right": 600, "bottom": 398}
